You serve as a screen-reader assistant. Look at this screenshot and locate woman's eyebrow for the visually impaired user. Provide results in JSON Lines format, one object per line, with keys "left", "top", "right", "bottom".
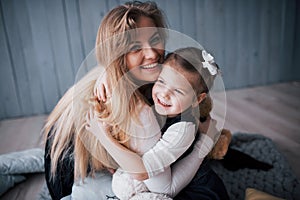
{"left": 129, "top": 31, "right": 160, "bottom": 45}
{"left": 150, "top": 31, "right": 160, "bottom": 40}
{"left": 129, "top": 40, "right": 141, "bottom": 45}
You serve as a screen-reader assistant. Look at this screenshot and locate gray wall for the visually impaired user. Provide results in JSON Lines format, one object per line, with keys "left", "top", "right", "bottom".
{"left": 0, "top": 0, "right": 299, "bottom": 119}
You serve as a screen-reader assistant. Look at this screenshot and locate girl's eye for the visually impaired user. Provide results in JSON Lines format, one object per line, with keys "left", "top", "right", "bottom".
{"left": 157, "top": 79, "right": 164, "bottom": 84}
{"left": 175, "top": 89, "right": 184, "bottom": 95}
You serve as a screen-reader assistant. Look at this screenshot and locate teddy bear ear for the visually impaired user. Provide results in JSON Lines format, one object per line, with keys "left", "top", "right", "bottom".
{"left": 199, "top": 95, "right": 212, "bottom": 121}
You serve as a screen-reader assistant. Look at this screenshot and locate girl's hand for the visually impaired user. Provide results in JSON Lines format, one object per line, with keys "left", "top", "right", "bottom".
{"left": 198, "top": 115, "right": 218, "bottom": 139}
{"left": 107, "top": 168, "right": 116, "bottom": 174}
{"left": 85, "top": 108, "right": 108, "bottom": 140}
{"left": 208, "top": 129, "right": 231, "bottom": 159}
{"left": 198, "top": 116, "right": 230, "bottom": 159}
{"left": 93, "top": 70, "right": 111, "bottom": 102}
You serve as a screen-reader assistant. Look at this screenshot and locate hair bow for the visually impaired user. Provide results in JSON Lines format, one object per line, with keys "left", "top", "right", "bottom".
{"left": 202, "top": 50, "right": 217, "bottom": 75}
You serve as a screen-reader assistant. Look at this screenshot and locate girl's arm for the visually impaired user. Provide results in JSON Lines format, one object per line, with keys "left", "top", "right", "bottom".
{"left": 168, "top": 134, "right": 213, "bottom": 197}
{"left": 86, "top": 108, "right": 196, "bottom": 180}
{"left": 86, "top": 108, "right": 214, "bottom": 196}
{"left": 141, "top": 121, "right": 196, "bottom": 178}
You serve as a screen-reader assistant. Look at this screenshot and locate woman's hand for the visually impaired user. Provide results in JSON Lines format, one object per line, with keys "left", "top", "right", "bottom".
{"left": 93, "top": 69, "right": 111, "bottom": 102}
{"left": 85, "top": 108, "right": 109, "bottom": 141}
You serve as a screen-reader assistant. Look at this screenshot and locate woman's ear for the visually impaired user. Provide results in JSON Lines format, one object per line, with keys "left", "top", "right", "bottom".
{"left": 192, "top": 93, "right": 206, "bottom": 108}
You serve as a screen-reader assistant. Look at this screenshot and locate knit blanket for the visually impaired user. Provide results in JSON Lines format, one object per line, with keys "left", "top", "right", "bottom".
{"left": 38, "top": 133, "right": 300, "bottom": 200}
{"left": 210, "top": 132, "right": 300, "bottom": 200}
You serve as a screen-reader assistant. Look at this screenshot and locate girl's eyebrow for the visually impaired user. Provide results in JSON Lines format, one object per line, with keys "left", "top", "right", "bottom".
{"left": 158, "top": 75, "right": 165, "bottom": 81}
{"left": 159, "top": 75, "right": 188, "bottom": 93}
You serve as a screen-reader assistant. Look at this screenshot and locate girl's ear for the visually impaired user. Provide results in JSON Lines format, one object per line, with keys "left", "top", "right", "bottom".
{"left": 192, "top": 93, "right": 206, "bottom": 108}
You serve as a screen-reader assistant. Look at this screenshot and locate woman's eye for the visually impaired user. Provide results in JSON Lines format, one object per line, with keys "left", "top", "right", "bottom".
{"left": 129, "top": 45, "right": 141, "bottom": 52}
{"left": 150, "top": 36, "right": 161, "bottom": 45}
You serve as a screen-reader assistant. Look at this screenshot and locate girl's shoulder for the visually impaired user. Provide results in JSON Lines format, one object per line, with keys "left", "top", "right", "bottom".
{"left": 167, "top": 121, "right": 196, "bottom": 132}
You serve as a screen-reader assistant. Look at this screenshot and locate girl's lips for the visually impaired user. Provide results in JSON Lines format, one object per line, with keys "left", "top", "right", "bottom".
{"left": 157, "top": 97, "right": 171, "bottom": 107}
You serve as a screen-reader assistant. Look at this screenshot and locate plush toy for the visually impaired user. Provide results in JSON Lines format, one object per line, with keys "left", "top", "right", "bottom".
{"left": 200, "top": 96, "right": 273, "bottom": 171}
{"left": 199, "top": 95, "right": 232, "bottom": 160}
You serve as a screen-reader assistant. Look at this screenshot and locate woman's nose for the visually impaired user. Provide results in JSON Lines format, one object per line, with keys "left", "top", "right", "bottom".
{"left": 142, "top": 47, "right": 157, "bottom": 59}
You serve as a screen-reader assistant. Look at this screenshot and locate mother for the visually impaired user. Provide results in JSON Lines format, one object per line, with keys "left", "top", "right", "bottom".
{"left": 44, "top": 1, "right": 228, "bottom": 200}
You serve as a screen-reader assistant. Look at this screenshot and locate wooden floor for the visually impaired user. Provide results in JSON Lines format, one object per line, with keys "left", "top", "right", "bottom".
{"left": 0, "top": 81, "right": 299, "bottom": 200}
{"left": 219, "top": 81, "right": 300, "bottom": 179}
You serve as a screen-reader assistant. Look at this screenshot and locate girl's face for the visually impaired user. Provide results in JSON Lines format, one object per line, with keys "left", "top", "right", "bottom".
{"left": 152, "top": 66, "right": 200, "bottom": 117}
{"left": 126, "top": 16, "right": 165, "bottom": 83}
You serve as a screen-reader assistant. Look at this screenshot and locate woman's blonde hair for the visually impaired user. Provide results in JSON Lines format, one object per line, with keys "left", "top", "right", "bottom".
{"left": 44, "top": 1, "right": 167, "bottom": 180}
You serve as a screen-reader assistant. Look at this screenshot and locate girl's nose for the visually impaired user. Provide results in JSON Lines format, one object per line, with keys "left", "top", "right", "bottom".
{"left": 161, "top": 88, "right": 171, "bottom": 99}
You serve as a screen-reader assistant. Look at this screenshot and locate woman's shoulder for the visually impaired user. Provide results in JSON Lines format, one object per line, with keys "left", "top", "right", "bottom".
{"left": 137, "top": 103, "right": 156, "bottom": 123}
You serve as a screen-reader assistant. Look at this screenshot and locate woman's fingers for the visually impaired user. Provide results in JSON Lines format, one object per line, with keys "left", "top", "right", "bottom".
{"left": 93, "top": 69, "right": 111, "bottom": 102}
{"left": 93, "top": 81, "right": 99, "bottom": 98}
{"left": 85, "top": 114, "right": 90, "bottom": 130}
{"left": 104, "top": 81, "right": 111, "bottom": 99}
{"left": 99, "top": 84, "right": 106, "bottom": 102}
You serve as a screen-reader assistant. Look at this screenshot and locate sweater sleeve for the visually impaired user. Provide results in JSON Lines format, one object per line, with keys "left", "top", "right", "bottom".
{"left": 142, "top": 122, "right": 196, "bottom": 177}
{"left": 144, "top": 134, "right": 214, "bottom": 197}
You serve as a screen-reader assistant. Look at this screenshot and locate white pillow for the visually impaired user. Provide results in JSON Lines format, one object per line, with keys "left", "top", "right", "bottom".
{"left": 72, "top": 171, "right": 115, "bottom": 200}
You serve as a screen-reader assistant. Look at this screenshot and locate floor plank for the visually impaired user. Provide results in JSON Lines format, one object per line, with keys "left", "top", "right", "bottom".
{"left": 220, "top": 82, "right": 300, "bottom": 179}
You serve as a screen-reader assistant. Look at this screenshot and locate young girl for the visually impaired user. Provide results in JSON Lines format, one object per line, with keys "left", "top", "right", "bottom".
{"left": 44, "top": 1, "right": 228, "bottom": 199}
{"left": 86, "top": 47, "right": 227, "bottom": 199}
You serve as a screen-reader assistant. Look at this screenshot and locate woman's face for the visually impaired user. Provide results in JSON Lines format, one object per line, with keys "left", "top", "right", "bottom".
{"left": 126, "top": 16, "right": 165, "bottom": 83}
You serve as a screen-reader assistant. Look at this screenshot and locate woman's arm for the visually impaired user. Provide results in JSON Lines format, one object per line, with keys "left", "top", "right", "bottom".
{"left": 86, "top": 109, "right": 147, "bottom": 177}
{"left": 93, "top": 69, "right": 111, "bottom": 102}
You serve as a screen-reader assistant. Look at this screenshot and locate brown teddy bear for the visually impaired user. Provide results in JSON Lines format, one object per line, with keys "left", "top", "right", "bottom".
{"left": 199, "top": 95, "right": 232, "bottom": 160}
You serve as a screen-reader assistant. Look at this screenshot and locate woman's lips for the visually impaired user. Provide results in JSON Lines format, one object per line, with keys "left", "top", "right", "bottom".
{"left": 140, "top": 63, "right": 160, "bottom": 71}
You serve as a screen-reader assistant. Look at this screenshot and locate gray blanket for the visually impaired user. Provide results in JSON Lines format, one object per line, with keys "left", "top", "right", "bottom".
{"left": 210, "top": 133, "right": 300, "bottom": 200}
{"left": 0, "top": 148, "right": 44, "bottom": 196}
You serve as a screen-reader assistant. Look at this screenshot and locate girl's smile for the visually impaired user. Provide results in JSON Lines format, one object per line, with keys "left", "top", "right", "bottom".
{"left": 152, "top": 66, "right": 197, "bottom": 117}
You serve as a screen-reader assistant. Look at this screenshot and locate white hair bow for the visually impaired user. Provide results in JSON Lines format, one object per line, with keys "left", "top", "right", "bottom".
{"left": 202, "top": 50, "right": 217, "bottom": 75}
